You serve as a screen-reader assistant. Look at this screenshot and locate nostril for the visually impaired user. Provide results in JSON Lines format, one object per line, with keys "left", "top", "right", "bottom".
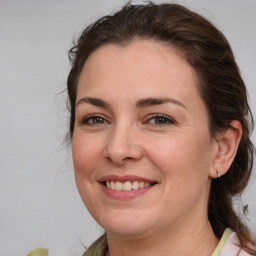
{"left": 124, "top": 157, "right": 132, "bottom": 161}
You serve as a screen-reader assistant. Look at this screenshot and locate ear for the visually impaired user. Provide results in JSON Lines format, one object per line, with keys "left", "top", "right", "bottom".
{"left": 209, "top": 120, "right": 242, "bottom": 179}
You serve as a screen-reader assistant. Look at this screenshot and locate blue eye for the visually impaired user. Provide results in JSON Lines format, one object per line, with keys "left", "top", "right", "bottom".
{"left": 147, "top": 114, "right": 175, "bottom": 125}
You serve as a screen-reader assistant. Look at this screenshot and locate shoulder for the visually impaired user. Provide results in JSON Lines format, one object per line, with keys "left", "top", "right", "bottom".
{"left": 220, "top": 231, "right": 255, "bottom": 256}
{"left": 82, "top": 234, "right": 108, "bottom": 256}
{"left": 25, "top": 248, "right": 49, "bottom": 256}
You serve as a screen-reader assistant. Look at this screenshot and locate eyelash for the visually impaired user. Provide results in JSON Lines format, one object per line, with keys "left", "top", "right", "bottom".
{"left": 79, "top": 114, "right": 109, "bottom": 125}
{"left": 145, "top": 114, "right": 176, "bottom": 126}
{"left": 79, "top": 113, "right": 175, "bottom": 127}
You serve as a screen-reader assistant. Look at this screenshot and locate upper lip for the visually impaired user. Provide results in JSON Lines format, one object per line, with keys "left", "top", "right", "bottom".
{"left": 97, "top": 175, "right": 157, "bottom": 183}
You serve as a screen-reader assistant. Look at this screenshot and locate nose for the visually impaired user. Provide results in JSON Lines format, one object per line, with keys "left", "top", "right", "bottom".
{"left": 103, "top": 122, "right": 143, "bottom": 166}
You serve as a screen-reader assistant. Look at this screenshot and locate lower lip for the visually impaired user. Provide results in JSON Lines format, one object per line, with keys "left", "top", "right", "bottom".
{"left": 99, "top": 182, "right": 154, "bottom": 200}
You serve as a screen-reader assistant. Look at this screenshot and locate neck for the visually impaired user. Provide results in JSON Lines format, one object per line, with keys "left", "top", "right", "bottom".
{"left": 106, "top": 208, "right": 219, "bottom": 256}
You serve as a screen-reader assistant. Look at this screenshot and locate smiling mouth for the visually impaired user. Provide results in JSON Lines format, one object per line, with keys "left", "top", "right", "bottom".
{"left": 102, "top": 180, "right": 156, "bottom": 191}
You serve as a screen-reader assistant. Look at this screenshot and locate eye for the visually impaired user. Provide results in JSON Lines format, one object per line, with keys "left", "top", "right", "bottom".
{"left": 79, "top": 114, "right": 109, "bottom": 125}
{"left": 146, "top": 114, "right": 175, "bottom": 126}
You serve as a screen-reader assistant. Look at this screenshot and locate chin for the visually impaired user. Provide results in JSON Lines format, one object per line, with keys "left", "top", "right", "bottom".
{"left": 104, "top": 223, "right": 153, "bottom": 238}
{"left": 95, "top": 209, "right": 157, "bottom": 238}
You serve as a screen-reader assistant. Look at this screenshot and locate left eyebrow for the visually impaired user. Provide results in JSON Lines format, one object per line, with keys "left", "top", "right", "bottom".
{"left": 76, "top": 97, "right": 110, "bottom": 108}
{"left": 136, "top": 97, "right": 186, "bottom": 109}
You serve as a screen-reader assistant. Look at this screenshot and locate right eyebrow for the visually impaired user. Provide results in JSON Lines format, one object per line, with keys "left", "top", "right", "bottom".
{"left": 136, "top": 97, "right": 186, "bottom": 109}
{"left": 76, "top": 97, "right": 110, "bottom": 108}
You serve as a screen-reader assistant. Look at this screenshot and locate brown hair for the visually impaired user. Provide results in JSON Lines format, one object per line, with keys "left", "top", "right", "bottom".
{"left": 67, "top": 2, "right": 255, "bottom": 253}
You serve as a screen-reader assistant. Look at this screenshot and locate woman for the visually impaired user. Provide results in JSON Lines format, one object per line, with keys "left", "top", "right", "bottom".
{"left": 27, "top": 2, "right": 255, "bottom": 256}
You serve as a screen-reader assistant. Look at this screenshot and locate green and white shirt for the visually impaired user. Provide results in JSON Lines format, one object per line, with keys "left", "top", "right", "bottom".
{"left": 26, "top": 228, "right": 253, "bottom": 256}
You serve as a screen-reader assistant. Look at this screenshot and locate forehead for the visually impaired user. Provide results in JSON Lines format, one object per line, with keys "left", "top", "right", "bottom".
{"left": 77, "top": 40, "right": 201, "bottom": 105}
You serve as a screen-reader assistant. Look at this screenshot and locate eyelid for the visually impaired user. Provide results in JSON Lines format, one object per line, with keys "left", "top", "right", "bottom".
{"left": 145, "top": 113, "right": 176, "bottom": 125}
{"left": 77, "top": 113, "right": 176, "bottom": 126}
{"left": 78, "top": 113, "right": 110, "bottom": 125}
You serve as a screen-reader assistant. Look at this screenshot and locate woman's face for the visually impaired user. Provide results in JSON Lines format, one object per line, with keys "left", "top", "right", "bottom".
{"left": 72, "top": 40, "right": 218, "bottom": 238}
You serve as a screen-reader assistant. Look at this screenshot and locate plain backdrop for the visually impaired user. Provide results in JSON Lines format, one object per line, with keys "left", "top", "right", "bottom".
{"left": 0, "top": 0, "right": 255, "bottom": 255}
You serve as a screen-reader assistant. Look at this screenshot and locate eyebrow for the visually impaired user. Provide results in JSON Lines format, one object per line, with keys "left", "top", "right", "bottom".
{"left": 136, "top": 97, "right": 186, "bottom": 109}
{"left": 76, "top": 96, "right": 186, "bottom": 109}
{"left": 76, "top": 97, "right": 110, "bottom": 108}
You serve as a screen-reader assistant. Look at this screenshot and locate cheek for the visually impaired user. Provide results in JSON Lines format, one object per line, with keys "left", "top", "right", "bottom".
{"left": 72, "top": 134, "right": 104, "bottom": 211}
{"left": 148, "top": 135, "right": 196, "bottom": 167}
{"left": 72, "top": 133, "right": 103, "bottom": 181}
{"left": 146, "top": 133, "right": 212, "bottom": 217}
{"left": 146, "top": 131, "right": 212, "bottom": 181}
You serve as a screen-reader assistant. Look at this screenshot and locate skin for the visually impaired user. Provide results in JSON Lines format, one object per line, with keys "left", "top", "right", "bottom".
{"left": 72, "top": 40, "right": 242, "bottom": 256}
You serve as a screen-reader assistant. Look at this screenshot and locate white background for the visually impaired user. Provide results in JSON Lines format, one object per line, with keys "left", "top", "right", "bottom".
{"left": 0, "top": 0, "right": 255, "bottom": 255}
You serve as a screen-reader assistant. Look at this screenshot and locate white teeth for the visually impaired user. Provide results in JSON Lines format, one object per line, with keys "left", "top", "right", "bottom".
{"left": 132, "top": 181, "right": 139, "bottom": 190}
{"left": 115, "top": 181, "right": 122, "bottom": 191}
{"left": 123, "top": 181, "right": 132, "bottom": 191}
{"left": 145, "top": 182, "right": 150, "bottom": 188}
{"left": 105, "top": 180, "right": 152, "bottom": 191}
{"left": 110, "top": 181, "right": 115, "bottom": 190}
{"left": 139, "top": 181, "right": 144, "bottom": 189}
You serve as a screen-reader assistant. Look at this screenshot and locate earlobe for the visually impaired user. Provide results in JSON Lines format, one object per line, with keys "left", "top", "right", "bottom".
{"left": 209, "top": 120, "right": 242, "bottom": 179}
